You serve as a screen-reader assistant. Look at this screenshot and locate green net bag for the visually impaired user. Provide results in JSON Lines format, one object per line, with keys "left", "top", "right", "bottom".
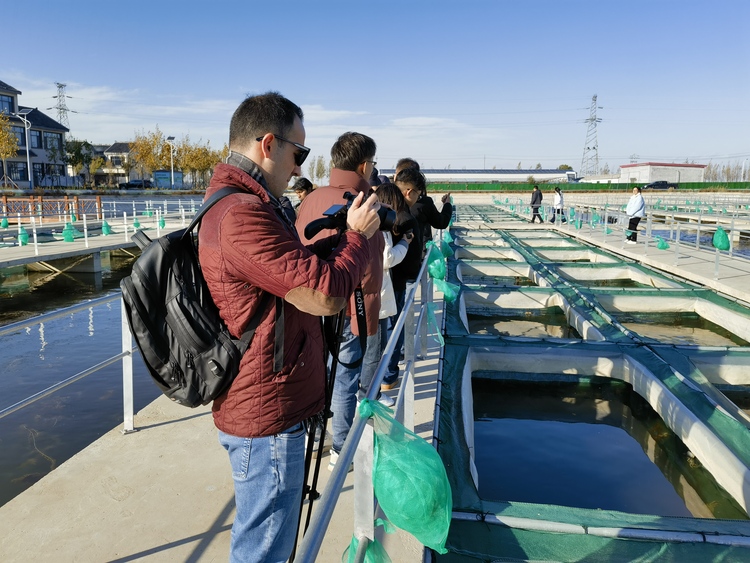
{"left": 358, "top": 400, "right": 452, "bottom": 554}
{"left": 434, "top": 279, "right": 460, "bottom": 303}
{"left": 439, "top": 238, "right": 452, "bottom": 259}
{"left": 426, "top": 241, "right": 446, "bottom": 280}
{"left": 713, "top": 227, "right": 730, "bottom": 251}
{"left": 656, "top": 237, "right": 670, "bottom": 250}
{"left": 442, "top": 231, "right": 454, "bottom": 245}
{"left": 342, "top": 534, "right": 392, "bottom": 563}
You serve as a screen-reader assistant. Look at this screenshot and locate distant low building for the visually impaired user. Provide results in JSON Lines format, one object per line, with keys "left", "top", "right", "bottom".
{"left": 1, "top": 79, "right": 69, "bottom": 188}
{"left": 581, "top": 163, "right": 707, "bottom": 184}
{"left": 380, "top": 168, "right": 578, "bottom": 184}
{"left": 618, "top": 162, "right": 706, "bottom": 184}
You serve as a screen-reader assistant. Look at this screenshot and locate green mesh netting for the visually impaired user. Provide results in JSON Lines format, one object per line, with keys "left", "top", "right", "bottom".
{"left": 713, "top": 227, "right": 730, "bottom": 251}
{"left": 443, "top": 231, "right": 454, "bottom": 244}
{"left": 434, "top": 279, "right": 460, "bottom": 303}
{"left": 358, "top": 399, "right": 452, "bottom": 554}
{"left": 342, "top": 535, "right": 392, "bottom": 563}
{"left": 656, "top": 236, "right": 670, "bottom": 250}
{"left": 439, "top": 238, "right": 453, "bottom": 258}
{"left": 426, "top": 241, "right": 447, "bottom": 280}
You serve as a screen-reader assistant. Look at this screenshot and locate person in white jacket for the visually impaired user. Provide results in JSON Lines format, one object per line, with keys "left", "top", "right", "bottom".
{"left": 357, "top": 183, "right": 413, "bottom": 403}
{"left": 625, "top": 186, "right": 646, "bottom": 244}
{"left": 551, "top": 187, "right": 565, "bottom": 223}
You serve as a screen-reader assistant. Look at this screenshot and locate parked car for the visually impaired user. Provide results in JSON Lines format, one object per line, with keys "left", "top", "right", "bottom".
{"left": 119, "top": 179, "right": 153, "bottom": 189}
{"left": 642, "top": 180, "right": 678, "bottom": 190}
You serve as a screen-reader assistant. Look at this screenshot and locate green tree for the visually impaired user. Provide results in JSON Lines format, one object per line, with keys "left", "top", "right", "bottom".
{"left": 66, "top": 139, "right": 94, "bottom": 186}
{"left": 89, "top": 157, "right": 105, "bottom": 187}
{"left": 46, "top": 144, "right": 67, "bottom": 188}
{"left": 0, "top": 111, "right": 19, "bottom": 187}
{"left": 557, "top": 164, "right": 573, "bottom": 170}
{"left": 535, "top": 163, "right": 542, "bottom": 169}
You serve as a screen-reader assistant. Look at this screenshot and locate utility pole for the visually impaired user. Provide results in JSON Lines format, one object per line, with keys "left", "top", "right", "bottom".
{"left": 580, "top": 94, "right": 602, "bottom": 178}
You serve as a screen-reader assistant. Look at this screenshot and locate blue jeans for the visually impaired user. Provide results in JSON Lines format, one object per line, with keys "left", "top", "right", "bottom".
{"left": 331, "top": 317, "right": 380, "bottom": 453}
{"left": 358, "top": 319, "right": 389, "bottom": 402}
{"left": 385, "top": 288, "right": 407, "bottom": 385}
{"left": 218, "top": 423, "right": 306, "bottom": 563}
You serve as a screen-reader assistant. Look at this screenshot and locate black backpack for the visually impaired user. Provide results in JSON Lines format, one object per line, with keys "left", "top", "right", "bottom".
{"left": 120, "top": 187, "right": 271, "bottom": 407}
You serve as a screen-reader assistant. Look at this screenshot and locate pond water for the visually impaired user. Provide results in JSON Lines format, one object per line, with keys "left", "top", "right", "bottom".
{"left": 467, "top": 307, "right": 581, "bottom": 339}
{"left": 472, "top": 377, "right": 748, "bottom": 519}
{"left": 0, "top": 255, "right": 160, "bottom": 508}
{"left": 618, "top": 311, "right": 750, "bottom": 347}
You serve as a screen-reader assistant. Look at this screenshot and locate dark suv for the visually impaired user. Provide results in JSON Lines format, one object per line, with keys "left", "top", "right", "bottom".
{"left": 119, "top": 179, "right": 153, "bottom": 189}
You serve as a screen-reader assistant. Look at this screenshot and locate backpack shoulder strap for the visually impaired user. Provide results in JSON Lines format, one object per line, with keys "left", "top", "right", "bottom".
{"left": 182, "top": 187, "right": 246, "bottom": 239}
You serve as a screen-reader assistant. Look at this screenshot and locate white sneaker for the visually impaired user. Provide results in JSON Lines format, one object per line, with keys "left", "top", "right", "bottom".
{"left": 327, "top": 450, "right": 353, "bottom": 473}
{"left": 626, "top": 240, "right": 637, "bottom": 245}
{"left": 327, "top": 451, "right": 338, "bottom": 471}
{"left": 378, "top": 393, "right": 395, "bottom": 408}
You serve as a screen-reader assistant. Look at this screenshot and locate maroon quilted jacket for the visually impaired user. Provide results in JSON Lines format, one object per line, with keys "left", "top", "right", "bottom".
{"left": 199, "top": 163, "right": 371, "bottom": 437}
{"left": 295, "top": 169, "right": 384, "bottom": 336}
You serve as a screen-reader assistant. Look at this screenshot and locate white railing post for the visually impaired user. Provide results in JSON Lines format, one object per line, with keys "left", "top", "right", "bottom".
{"left": 31, "top": 216, "right": 39, "bottom": 256}
{"left": 121, "top": 299, "right": 135, "bottom": 434}
{"left": 83, "top": 214, "right": 89, "bottom": 248}
{"left": 352, "top": 424, "right": 375, "bottom": 560}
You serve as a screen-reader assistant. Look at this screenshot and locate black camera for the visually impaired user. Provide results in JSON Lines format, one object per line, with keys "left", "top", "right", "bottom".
{"left": 304, "top": 191, "right": 396, "bottom": 240}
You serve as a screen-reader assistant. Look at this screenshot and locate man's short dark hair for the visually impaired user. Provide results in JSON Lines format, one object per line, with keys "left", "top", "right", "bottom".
{"left": 293, "top": 177, "right": 313, "bottom": 193}
{"left": 229, "top": 92, "right": 304, "bottom": 150}
{"left": 395, "top": 158, "right": 420, "bottom": 176}
{"left": 330, "top": 132, "right": 376, "bottom": 171}
{"left": 395, "top": 167, "right": 426, "bottom": 193}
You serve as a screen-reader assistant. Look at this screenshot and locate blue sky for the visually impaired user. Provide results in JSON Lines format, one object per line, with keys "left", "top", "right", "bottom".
{"left": 3, "top": 0, "right": 748, "bottom": 174}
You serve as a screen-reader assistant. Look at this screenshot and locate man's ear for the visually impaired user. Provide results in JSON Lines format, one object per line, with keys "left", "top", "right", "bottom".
{"left": 356, "top": 161, "right": 367, "bottom": 178}
{"left": 256, "top": 133, "right": 274, "bottom": 161}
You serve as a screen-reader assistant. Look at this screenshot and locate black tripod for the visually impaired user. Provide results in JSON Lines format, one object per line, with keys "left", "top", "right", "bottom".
{"left": 289, "top": 307, "right": 346, "bottom": 561}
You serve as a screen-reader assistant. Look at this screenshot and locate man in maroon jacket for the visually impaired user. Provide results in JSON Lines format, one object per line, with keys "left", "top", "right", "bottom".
{"left": 296, "top": 132, "right": 386, "bottom": 472}
{"left": 198, "top": 93, "right": 381, "bottom": 563}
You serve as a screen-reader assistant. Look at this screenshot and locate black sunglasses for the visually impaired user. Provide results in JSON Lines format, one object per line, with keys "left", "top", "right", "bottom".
{"left": 256, "top": 135, "right": 310, "bottom": 167}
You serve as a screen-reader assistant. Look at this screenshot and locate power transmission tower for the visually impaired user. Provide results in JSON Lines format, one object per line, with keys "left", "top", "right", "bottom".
{"left": 579, "top": 94, "right": 602, "bottom": 177}
{"left": 51, "top": 82, "right": 71, "bottom": 129}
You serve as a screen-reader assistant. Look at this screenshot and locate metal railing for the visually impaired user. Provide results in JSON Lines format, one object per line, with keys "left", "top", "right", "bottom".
{"left": 295, "top": 252, "right": 435, "bottom": 562}
{"left": 0, "top": 294, "right": 136, "bottom": 429}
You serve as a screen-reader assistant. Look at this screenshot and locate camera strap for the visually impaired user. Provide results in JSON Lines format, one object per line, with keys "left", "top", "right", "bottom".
{"left": 324, "top": 285, "right": 368, "bottom": 369}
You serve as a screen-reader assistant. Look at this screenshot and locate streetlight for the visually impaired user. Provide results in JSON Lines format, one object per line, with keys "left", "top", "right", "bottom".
{"left": 166, "top": 136, "right": 175, "bottom": 189}
{"left": 13, "top": 109, "right": 33, "bottom": 190}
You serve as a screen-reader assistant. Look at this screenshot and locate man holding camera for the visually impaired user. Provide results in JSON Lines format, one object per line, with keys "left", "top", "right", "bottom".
{"left": 198, "top": 94, "right": 381, "bottom": 563}
{"left": 297, "top": 131, "right": 385, "bottom": 471}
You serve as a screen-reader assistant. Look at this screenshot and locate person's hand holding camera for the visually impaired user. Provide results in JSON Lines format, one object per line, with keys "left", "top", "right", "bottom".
{"left": 441, "top": 193, "right": 451, "bottom": 204}
{"left": 346, "top": 192, "right": 381, "bottom": 239}
{"left": 403, "top": 230, "right": 414, "bottom": 244}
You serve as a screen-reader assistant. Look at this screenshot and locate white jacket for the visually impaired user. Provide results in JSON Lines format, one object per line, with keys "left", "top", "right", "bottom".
{"left": 380, "top": 232, "right": 409, "bottom": 319}
{"left": 553, "top": 191, "right": 564, "bottom": 210}
{"left": 626, "top": 193, "right": 646, "bottom": 218}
